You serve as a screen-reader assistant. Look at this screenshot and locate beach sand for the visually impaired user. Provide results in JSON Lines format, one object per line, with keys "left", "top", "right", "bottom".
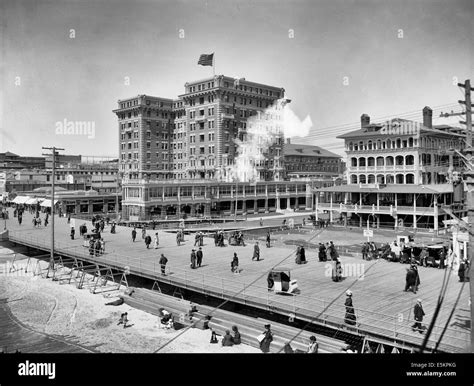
{"left": 0, "top": 250, "right": 260, "bottom": 354}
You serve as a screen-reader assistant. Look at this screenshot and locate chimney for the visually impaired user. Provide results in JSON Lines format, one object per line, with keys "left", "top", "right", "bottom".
{"left": 361, "top": 114, "right": 370, "bottom": 128}
{"left": 423, "top": 106, "right": 432, "bottom": 129}
{"left": 286, "top": 138, "right": 291, "bottom": 144}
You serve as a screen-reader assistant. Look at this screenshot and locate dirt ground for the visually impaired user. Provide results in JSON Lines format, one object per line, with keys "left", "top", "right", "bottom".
{"left": 0, "top": 248, "right": 260, "bottom": 354}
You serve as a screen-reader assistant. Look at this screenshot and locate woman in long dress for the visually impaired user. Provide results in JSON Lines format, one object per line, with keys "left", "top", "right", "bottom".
{"left": 344, "top": 291, "right": 357, "bottom": 326}
{"left": 153, "top": 233, "right": 159, "bottom": 249}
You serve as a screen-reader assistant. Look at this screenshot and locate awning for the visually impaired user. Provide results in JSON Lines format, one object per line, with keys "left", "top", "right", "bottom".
{"left": 40, "top": 199, "right": 59, "bottom": 207}
{"left": 25, "top": 198, "right": 39, "bottom": 205}
{"left": 12, "top": 196, "right": 30, "bottom": 204}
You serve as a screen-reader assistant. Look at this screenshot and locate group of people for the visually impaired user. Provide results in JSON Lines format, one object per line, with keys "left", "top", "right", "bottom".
{"left": 295, "top": 246, "right": 307, "bottom": 264}
{"left": 361, "top": 242, "right": 379, "bottom": 260}
{"left": 190, "top": 247, "right": 204, "bottom": 269}
{"left": 318, "top": 241, "right": 339, "bottom": 262}
{"left": 89, "top": 236, "right": 105, "bottom": 256}
{"left": 229, "top": 231, "right": 245, "bottom": 246}
{"left": 194, "top": 231, "right": 204, "bottom": 247}
{"left": 219, "top": 326, "right": 242, "bottom": 347}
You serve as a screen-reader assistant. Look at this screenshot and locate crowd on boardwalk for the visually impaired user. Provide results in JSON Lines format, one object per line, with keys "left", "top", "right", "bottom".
{"left": 4, "top": 205, "right": 467, "bottom": 344}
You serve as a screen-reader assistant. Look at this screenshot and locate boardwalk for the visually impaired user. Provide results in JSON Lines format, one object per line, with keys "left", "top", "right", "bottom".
{"left": 3, "top": 209, "right": 470, "bottom": 352}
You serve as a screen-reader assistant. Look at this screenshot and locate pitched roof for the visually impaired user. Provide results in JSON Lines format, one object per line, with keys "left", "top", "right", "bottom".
{"left": 285, "top": 143, "right": 341, "bottom": 158}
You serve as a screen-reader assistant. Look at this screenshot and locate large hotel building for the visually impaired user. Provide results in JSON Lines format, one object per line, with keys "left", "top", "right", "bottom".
{"left": 113, "top": 75, "right": 342, "bottom": 220}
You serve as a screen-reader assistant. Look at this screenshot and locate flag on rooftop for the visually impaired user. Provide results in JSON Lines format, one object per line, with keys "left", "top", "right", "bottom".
{"left": 198, "top": 53, "right": 214, "bottom": 66}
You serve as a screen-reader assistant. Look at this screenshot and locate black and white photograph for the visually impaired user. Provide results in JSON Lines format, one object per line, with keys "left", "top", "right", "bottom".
{"left": 0, "top": 0, "right": 473, "bottom": 384}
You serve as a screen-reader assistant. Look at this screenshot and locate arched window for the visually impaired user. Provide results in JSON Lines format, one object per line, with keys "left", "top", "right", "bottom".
{"left": 358, "top": 158, "right": 366, "bottom": 167}
{"left": 376, "top": 157, "right": 384, "bottom": 166}
{"left": 368, "top": 174, "right": 376, "bottom": 183}
{"left": 408, "top": 137, "right": 414, "bottom": 147}
{"left": 405, "top": 155, "right": 414, "bottom": 165}
{"left": 405, "top": 174, "right": 414, "bottom": 184}
{"left": 396, "top": 174, "right": 404, "bottom": 184}
{"left": 396, "top": 155, "right": 404, "bottom": 166}
{"left": 359, "top": 175, "right": 367, "bottom": 184}
{"left": 354, "top": 142, "right": 358, "bottom": 151}
{"left": 386, "top": 156, "right": 394, "bottom": 166}
{"left": 386, "top": 174, "right": 394, "bottom": 184}
{"left": 367, "top": 157, "right": 375, "bottom": 167}
{"left": 396, "top": 138, "right": 402, "bottom": 148}
{"left": 368, "top": 140, "right": 373, "bottom": 150}
{"left": 376, "top": 174, "right": 385, "bottom": 184}
{"left": 386, "top": 140, "right": 391, "bottom": 149}
{"left": 382, "top": 141, "right": 386, "bottom": 149}
{"left": 351, "top": 157, "right": 357, "bottom": 167}
{"left": 359, "top": 141, "right": 364, "bottom": 150}
{"left": 351, "top": 175, "right": 358, "bottom": 184}
{"left": 377, "top": 140, "right": 381, "bottom": 149}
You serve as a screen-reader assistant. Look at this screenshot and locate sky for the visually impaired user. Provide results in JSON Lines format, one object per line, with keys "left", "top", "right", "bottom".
{"left": 1, "top": 0, "right": 472, "bottom": 158}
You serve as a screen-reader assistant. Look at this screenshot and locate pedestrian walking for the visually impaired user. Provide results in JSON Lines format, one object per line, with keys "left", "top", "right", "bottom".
{"left": 89, "top": 238, "right": 95, "bottom": 256}
{"left": 259, "top": 324, "right": 273, "bottom": 353}
{"left": 70, "top": 226, "right": 75, "bottom": 240}
{"left": 196, "top": 247, "right": 203, "bottom": 267}
{"left": 159, "top": 253, "right": 168, "bottom": 275}
{"left": 67, "top": 213, "right": 71, "bottom": 224}
{"left": 44, "top": 214, "right": 49, "bottom": 227}
{"left": 253, "top": 242, "right": 260, "bottom": 261}
{"left": 176, "top": 231, "right": 181, "bottom": 246}
{"left": 145, "top": 234, "right": 152, "bottom": 249}
{"left": 231, "top": 253, "right": 239, "bottom": 273}
{"left": 412, "top": 299, "right": 425, "bottom": 333}
{"left": 344, "top": 290, "right": 357, "bottom": 326}
{"left": 94, "top": 239, "right": 101, "bottom": 257}
{"left": 266, "top": 231, "right": 271, "bottom": 248}
{"left": 458, "top": 259, "right": 467, "bottom": 282}
{"left": 194, "top": 233, "right": 200, "bottom": 247}
{"left": 141, "top": 227, "right": 146, "bottom": 240}
{"left": 131, "top": 227, "right": 137, "bottom": 242}
{"left": 190, "top": 249, "right": 197, "bottom": 269}
{"left": 153, "top": 232, "right": 159, "bottom": 249}
{"left": 214, "top": 231, "right": 219, "bottom": 246}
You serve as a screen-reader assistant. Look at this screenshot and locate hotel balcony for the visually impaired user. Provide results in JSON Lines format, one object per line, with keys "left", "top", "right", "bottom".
{"left": 315, "top": 202, "right": 436, "bottom": 216}
{"left": 195, "top": 115, "right": 207, "bottom": 122}
{"left": 347, "top": 165, "right": 416, "bottom": 173}
{"left": 221, "top": 113, "right": 235, "bottom": 119}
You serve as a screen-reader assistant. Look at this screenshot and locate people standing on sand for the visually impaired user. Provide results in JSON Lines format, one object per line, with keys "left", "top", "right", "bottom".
{"left": 252, "top": 242, "right": 260, "bottom": 261}
{"left": 159, "top": 254, "right": 168, "bottom": 275}
{"left": 145, "top": 234, "right": 152, "bottom": 249}
{"left": 117, "top": 312, "right": 130, "bottom": 328}
{"left": 196, "top": 247, "right": 203, "bottom": 267}
{"left": 153, "top": 232, "right": 159, "bottom": 249}
{"left": 266, "top": 231, "right": 271, "bottom": 248}
{"left": 190, "top": 249, "right": 197, "bottom": 269}
{"left": 259, "top": 324, "right": 273, "bottom": 353}
{"left": 344, "top": 290, "right": 357, "bottom": 326}
{"left": 70, "top": 226, "right": 75, "bottom": 240}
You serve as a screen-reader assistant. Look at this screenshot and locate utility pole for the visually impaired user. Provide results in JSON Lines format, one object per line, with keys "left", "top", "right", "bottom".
{"left": 441, "top": 79, "right": 473, "bottom": 352}
{"left": 42, "top": 146, "right": 65, "bottom": 273}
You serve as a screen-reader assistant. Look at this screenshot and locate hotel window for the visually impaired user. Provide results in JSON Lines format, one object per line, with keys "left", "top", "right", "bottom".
{"left": 199, "top": 97, "right": 204, "bottom": 104}
{"left": 200, "top": 147, "right": 205, "bottom": 154}
{"left": 199, "top": 109, "right": 205, "bottom": 116}
{"left": 200, "top": 134, "right": 205, "bottom": 142}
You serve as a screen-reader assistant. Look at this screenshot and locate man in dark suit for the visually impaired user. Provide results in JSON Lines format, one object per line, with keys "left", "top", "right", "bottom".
{"left": 412, "top": 299, "right": 425, "bottom": 333}
{"left": 196, "top": 247, "right": 203, "bottom": 267}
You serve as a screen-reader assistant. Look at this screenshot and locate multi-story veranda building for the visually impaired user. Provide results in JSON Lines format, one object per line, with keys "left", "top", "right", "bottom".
{"left": 121, "top": 179, "right": 314, "bottom": 221}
